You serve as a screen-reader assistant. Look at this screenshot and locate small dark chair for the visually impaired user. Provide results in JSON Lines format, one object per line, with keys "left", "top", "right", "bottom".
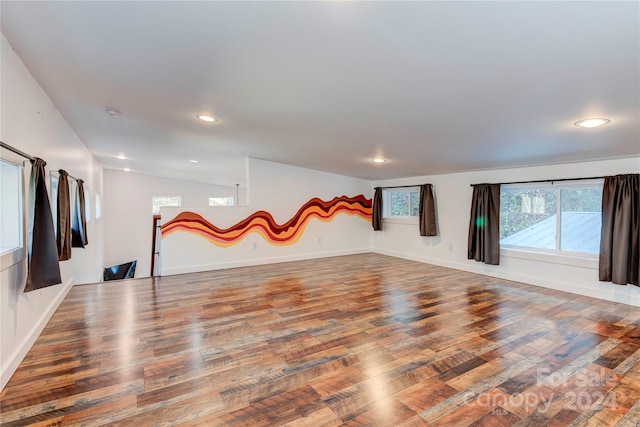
{"left": 103, "top": 260, "right": 137, "bottom": 281}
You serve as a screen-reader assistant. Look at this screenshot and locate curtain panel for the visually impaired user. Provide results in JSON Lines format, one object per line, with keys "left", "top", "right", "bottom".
{"left": 25, "top": 158, "right": 62, "bottom": 292}
{"left": 372, "top": 187, "right": 383, "bottom": 231}
{"left": 56, "top": 170, "right": 72, "bottom": 261}
{"left": 419, "top": 184, "right": 437, "bottom": 236}
{"left": 599, "top": 174, "right": 639, "bottom": 286}
{"left": 72, "top": 179, "right": 88, "bottom": 248}
{"left": 468, "top": 183, "right": 501, "bottom": 265}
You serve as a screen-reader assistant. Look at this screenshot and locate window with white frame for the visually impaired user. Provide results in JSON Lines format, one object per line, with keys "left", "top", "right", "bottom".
{"left": 500, "top": 181, "right": 603, "bottom": 255}
{"left": 152, "top": 196, "right": 181, "bottom": 214}
{"left": 383, "top": 187, "right": 420, "bottom": 219}
{"left": 50, "top": 173, "right": 59, "bottom": 236}
{"left": 84, "top": 186, "right": 92, "bottom": 222}
{"left": 51, "top": 175, "right": 91, "bottom": 226}
{"left": 95, "top": 193, "right": 102, "bottom": 219}
{"left": 0, "top": 159, "right": 24, "bottom": 255}
{"left": 208, "top": 196, "right": 234, "bottom": 206}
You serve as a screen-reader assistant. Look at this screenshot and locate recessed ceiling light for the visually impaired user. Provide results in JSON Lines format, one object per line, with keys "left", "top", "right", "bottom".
{"left": 123, "top": 168, "right": 130, "bottom": 172}
{"left": 196, "top": 114, "right": 217, "bottom": 122}
{"left": 574, "top": 118, "right": 611, "bottom": 128}
{"left": 117, "top": 154, "right": 126, "bottom": 160}
{"left": 105, "top": 108, "right": 121, "bottom": 117}
{"left": 372, "top": 158, "right": 387, "bottom": 163}
{"left": 190, "top": 159, "right": 199, "bottom": 163}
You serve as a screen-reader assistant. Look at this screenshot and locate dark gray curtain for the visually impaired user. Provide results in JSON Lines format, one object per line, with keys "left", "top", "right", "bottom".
{"left": 56, "top": 170, "right": 72, "bottom": 261}
{"left": 419, "top": 184, "right": 437, "bottom": 236}
{"left": 468, "top": 184, "right": 501, "bottom": 265}
{"left": 25, "top": 158, "right": 62, "bottom": 292}
{"left": 72, "top": 179, "right": 88, "bottom": 248}
{"left": 599, "top": 174, "right": 639, "bottom": 286}
{"left": 372, "top": 187, "right": 383, "bottom": 231}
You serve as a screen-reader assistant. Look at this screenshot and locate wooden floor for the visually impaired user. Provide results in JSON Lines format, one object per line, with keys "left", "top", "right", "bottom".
{"left": 2, "top": 254, "right": 640, "bottom": 426}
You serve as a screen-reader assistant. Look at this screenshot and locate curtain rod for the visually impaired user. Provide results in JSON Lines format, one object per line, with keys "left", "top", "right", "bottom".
{"left": 51, "top": 169, "right": 80, "bottom": 182}
{"left": 2, "top": 141, "right": 82, "bottom": 181}
{"left": 470, "top": 176, "right": 606, "bottom": 187}
{"left": 1, "top": 140, "right": 36, "bottom": 161}
{"left": 375, "top": 184, "right": 429, "bottom": 190}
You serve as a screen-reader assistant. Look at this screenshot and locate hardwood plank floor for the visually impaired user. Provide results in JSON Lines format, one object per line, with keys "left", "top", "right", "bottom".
{"left": 2, "top": 253, "right": 640, "bottom": 426}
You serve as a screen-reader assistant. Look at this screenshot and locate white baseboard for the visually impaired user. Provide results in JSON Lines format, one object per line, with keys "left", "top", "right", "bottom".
{"left": 1, "top": 278, "right": 74, "bottom": 391}
{"left": 373, "top": 248, "right": 640, "bottom": 307}
{"left": 374, "top": 248, "right": 473, "bottom": 274}
{"left": 161, "top": 248, "right": 372, "bottom": 276}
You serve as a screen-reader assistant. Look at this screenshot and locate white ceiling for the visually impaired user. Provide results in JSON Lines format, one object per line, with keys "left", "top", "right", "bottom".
{"left": 2, "top": 1, "right": 638, "bottom": 186}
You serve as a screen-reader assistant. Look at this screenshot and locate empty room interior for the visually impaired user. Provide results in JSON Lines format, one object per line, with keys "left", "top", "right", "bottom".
{"left": 1, "top": 1, "right": 640, "bottom": 426}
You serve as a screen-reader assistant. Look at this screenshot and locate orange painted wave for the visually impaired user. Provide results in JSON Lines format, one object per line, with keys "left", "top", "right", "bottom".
{"left": 161, "top": 195, "right": 372, "bottom": 247}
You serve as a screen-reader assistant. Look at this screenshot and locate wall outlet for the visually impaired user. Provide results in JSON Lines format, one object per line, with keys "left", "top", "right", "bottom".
{"left": 252, "top": 242, "right": 257, "bottom": 250}
{"left": 448, "top": 243, "right": 453, "bottom": 252}
{"left": 318, "top": 237, "right": 322, "bottom": 245}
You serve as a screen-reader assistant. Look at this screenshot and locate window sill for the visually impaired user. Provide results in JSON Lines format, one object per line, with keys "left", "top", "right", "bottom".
{"left": 501, "top": 247, "right": 597, "bottom": 269}
{"left": 383, "top": 217, "right": 419, "bottom": 225}
{"left": 1, "top": 247, "right": 24, "bottom": 272}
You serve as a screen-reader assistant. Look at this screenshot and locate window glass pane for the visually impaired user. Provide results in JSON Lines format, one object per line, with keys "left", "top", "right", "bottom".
{"left": 209, "top": 197, "right": 233, "bottom": 206}
{"left": 410, "top": 191, "right": 419, "bottom": 217}
{"left": 85, "top": 187, "right": 91, "bottom": 222}
{"left": 1, "top": 160, "right": 23, "bottom": 254}
{"left": 560, "top": 188, "right": 602, "bottom": 253}
{"left": 383, "top": 189, "right": 420, "bottom": 218}
{"left": 152, "top": 196, "right": 181, "bottom": 214}
{"left": 500, "top": 187, "right": 556, "bottom": 250}
{"left": 390, "top": 192, "right": 409, "bottom": 216}
{"left": 95, "top": 193, "right": 102, "bottom": 219}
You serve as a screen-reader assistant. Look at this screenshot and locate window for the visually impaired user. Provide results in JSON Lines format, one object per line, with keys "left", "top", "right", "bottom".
{"left": 95, "top": 193, "right": 102, "bottom": 219}
{"left": 51, "top": 173, "right": 89, "bottom": 230}
{"left": 0, "top": 159, "right": 23, "bottom": 255}
{"left": 209, "top": 196, "right": 234, "bottom": 206}
{"left": 500, "top": 181, "right": 603, "bottom": 255}
{"left": 152, "top": 196, "right": 181, "bottom": 214}
{"left": 50, "top": 174, "right": 92, "bottom": 226}
{"left": 84, "top": 186, "right": 92, "bottom": 222}
{"left": 383, "top": 188, "right": 419, "bottom": 218}
{"left": 50, "top": 173, "right": 59, "bottom": 236}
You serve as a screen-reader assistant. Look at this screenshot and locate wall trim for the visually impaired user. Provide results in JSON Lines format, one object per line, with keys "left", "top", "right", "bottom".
{"left": 161, "top": 248, "right": 372, "bottom": 276}
{"left": 373, "top": 248, "right": 640, "bottom": 307}
{"left": 1, "top": 278, "right": 74, "bottom": 391}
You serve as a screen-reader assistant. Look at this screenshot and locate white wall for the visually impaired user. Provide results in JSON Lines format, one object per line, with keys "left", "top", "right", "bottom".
{"left": 103, "top": 170, "right": 246, "bottom": 278}
{"left": 160, "top": 158, "right": 372, "bottom": 275}
{"left": 373, "top": 157, "right": 640, "bottom": 306}
{"left": 0, "top": 34, "right": 104, "bottom": 389}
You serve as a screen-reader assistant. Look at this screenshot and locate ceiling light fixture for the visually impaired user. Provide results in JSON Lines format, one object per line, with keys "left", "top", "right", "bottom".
{"left": 372, "top": 158, "right": 387, "bottom": 163}
{"left": 196, "top": 114, "right": 217, "bottom": 122}
{"left": 189, "top": 159, "right": 199, "bottom": 163}
{"left": 123, "top": 168, "right": 130, "bottom": 172}
{"left": 574, "top": 118, "right": 611, "bottom": 128}
{"left": 117, "top": 155, "right": 126, "bottom": 160}
{"left": 105, "top": 108, "right": 121, "bottom": 117}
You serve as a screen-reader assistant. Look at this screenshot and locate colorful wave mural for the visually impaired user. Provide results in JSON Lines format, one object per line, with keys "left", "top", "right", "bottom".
{"left": 161, "top": 195, "right": 372, "bottom": 247}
